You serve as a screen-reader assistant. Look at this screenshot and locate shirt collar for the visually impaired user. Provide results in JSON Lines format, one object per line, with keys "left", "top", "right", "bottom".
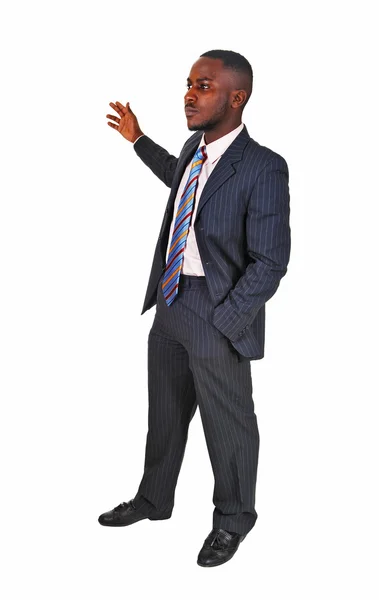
{"left": 198, "top": 122, "right": 244, "bottom": 164}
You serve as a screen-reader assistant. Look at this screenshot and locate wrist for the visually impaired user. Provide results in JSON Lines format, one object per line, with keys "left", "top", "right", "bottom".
{"left": 132, "top": 131, "right": 144, "bottom": 144}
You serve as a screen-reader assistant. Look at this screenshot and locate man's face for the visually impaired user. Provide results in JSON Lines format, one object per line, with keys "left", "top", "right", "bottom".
{"left": 184, "top": 57, "right": 234, "bottom": 131}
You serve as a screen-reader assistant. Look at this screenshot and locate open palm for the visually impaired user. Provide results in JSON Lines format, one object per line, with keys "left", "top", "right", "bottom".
{"left": 106, "top": 101, "right": 144, "bottom": 143}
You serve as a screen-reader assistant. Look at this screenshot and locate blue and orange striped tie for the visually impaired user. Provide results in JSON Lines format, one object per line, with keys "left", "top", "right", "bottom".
{"left": 162, "top": 145, "right": 207, "bottom": 305}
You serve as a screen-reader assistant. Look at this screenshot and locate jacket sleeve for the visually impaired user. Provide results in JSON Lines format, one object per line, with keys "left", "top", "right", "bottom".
{"left": 133, "top": 135, "right": 178, "bottom": 188}
{"left": 212, "top": 154, "right": 291, "bottom": 342}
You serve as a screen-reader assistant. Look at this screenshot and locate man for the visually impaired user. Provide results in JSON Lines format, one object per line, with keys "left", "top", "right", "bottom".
{"left": 99, "top": 50, "right": 291, "bottom": 568}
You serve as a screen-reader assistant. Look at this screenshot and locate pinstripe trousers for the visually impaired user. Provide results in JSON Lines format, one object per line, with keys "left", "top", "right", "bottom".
{"left": 135, "top": 273, "right": 260, "bottom": 536}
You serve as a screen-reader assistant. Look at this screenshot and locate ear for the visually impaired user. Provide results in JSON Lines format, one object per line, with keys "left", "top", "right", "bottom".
{"left": 231, "top": 89, "right": 247, "bottom": 109}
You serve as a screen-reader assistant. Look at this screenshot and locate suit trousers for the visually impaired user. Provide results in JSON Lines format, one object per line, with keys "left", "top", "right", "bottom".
{"left": 135, "top": 273, "right": 260, "bottom": 536}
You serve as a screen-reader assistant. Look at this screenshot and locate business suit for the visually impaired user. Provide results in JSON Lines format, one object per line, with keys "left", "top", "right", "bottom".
{"left": 132, "top": 124, "right": 290, "bottom": 535}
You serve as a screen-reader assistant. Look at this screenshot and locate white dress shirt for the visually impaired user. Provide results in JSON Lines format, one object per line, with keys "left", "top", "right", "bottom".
{"left": 134, "top": 122, "right": 244, "bottom": 275}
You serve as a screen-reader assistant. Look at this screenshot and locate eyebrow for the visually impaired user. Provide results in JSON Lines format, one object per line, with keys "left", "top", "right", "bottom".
{"left": 187, "top": 76, "right": 214, "bottom": 83}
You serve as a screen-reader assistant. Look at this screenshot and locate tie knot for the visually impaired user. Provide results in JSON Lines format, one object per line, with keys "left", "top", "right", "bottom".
{"left": 195, "top": 145, "right": 207, "bottom": 162}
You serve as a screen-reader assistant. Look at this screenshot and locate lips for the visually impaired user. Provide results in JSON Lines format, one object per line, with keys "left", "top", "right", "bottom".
{"left": 185, "top": 107, "right": 199, "bottom": 116}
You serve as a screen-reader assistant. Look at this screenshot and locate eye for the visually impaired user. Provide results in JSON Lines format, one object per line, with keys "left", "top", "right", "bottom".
{"left": 186, "top": 83, "right": 210, "bottom": 89}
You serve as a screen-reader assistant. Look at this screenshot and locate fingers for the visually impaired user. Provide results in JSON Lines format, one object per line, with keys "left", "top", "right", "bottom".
{"left": 106, "top": 113, "right": 120, "bottom": 124}
{"left": 106, "top": 112, "right": 120, "bottom": 130}
{"left": 116, "top": 101, "right": 126, "bottom": 110}
{"left": 109, "top": 101, "right": 126, "bottom": 116}
{"left": 117, "top": 100, "right": 133, "bottom": 112}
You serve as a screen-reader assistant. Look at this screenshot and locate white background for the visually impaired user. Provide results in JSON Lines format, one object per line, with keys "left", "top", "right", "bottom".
{"left": 1, "top": 0, "right": 378, "bottom": 597}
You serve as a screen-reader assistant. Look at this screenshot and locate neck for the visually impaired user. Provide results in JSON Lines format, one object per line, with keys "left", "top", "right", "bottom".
{"left": 204, "top": 121, "right": 242, "bottom": 145}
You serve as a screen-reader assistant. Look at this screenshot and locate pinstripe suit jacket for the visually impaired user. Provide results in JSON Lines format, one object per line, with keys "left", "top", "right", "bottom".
{"left": 134, "top": 124, "right": 290, "bottom": 360}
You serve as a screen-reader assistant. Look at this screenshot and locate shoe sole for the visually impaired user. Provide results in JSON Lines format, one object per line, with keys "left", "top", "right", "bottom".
{"left": 98, "top": 514, "right": 171, "bottom": 526}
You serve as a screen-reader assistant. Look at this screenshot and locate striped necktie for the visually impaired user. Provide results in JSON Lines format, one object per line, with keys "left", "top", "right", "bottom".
{"left": 162, "top": 145, "right": 207, "bottom": 305}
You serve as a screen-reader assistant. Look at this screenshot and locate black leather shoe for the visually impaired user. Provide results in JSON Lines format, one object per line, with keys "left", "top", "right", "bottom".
{"left": 197, "top": 528, "right": 246, "bottom": 567}
{"left": 98, "top": 499, "right": 171, "bottom": 527}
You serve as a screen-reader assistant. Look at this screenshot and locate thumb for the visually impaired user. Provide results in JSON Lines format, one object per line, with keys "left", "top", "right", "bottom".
{"left": 127, "top": 101, "right": 133, "bottom": 113}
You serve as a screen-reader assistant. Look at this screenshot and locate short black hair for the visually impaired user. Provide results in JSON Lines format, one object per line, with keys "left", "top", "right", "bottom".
{"left": 199, "top": 49, "right": 253, "bottom": 108}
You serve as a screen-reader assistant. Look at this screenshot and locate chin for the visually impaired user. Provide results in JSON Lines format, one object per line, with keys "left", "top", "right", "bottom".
{"left": 187, "top": 120, "right": 213, "bottom": 132}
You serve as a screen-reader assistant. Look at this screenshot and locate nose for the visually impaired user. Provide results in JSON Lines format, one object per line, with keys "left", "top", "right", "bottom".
{"left": 184, "top": 87, "right": 197, "bottom": 105}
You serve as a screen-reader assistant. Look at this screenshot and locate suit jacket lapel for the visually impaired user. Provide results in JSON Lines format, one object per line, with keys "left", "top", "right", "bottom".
{"left": 194, "top": 125, "right": 251, "bottom": 223}
{"left": 165, "top": 124, "right": 251, "bottom": 225}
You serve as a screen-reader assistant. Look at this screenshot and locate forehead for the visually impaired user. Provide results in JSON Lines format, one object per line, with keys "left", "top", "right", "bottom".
{"left": 187, "top": 57, "right": 231, "bottom": 84}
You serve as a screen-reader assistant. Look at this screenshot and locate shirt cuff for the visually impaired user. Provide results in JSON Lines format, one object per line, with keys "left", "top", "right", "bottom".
{"left": 133, "top": 134, "right": 145, "bottom": 145}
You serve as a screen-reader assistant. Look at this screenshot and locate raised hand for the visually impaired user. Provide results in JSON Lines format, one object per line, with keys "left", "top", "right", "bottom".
{"left": 106, "top": 101, "right": 144, "bottom": 143}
